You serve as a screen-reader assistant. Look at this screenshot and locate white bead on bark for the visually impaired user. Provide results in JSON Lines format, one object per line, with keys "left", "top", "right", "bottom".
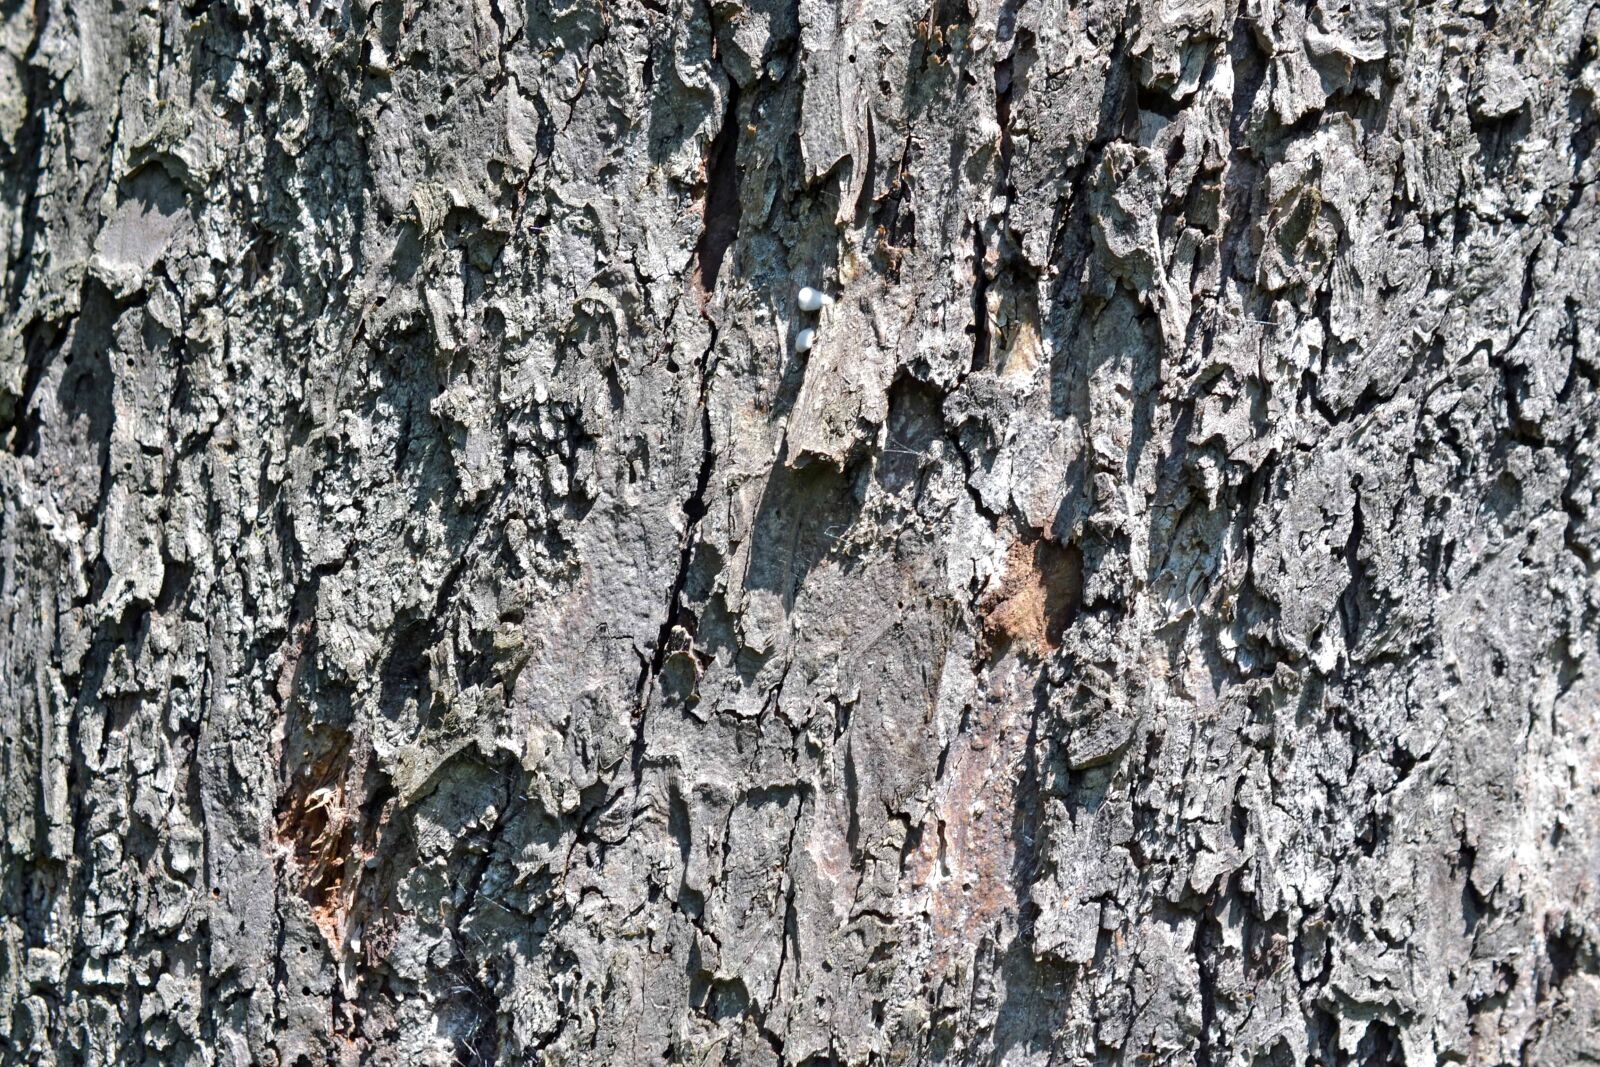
{"left": 797, "top": 287, "right": 833, "bottom": 312}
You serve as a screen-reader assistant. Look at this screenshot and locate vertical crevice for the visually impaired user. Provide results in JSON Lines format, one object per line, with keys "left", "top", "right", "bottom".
{"left": 635, "top": 321, "right": 718, "bottom": 784}
{"left": 6, "top": 319, "right": 62, "bottom": 455}
{"left": 970, "top": 225, "right": 992, "bottom": 371}
{"left": 694, "top": 86, "right": 743, "bottom": 294}
{"left": 1338, "top": 476, "right": 1367, "bottom": 649}
{"left": 4, "top": 18, "right": 56, "bottom": 314}
{"left": 1194, "top": 903, "right": 1220, "bottom": 1067}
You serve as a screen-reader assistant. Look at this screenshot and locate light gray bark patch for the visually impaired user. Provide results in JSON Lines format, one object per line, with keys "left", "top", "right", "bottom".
{"left": 4, "top": 0, "right": 1600, "bottom": 1064}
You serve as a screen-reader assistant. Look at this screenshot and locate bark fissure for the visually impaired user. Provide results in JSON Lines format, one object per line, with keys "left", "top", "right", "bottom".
{"left": 3, "top": 1, "right": 1599, "bottom": 1063}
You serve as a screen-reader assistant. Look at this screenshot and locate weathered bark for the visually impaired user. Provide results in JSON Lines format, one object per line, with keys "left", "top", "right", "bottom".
{"left": 2, "top": 0, "right": 1598, "bottom": 1063}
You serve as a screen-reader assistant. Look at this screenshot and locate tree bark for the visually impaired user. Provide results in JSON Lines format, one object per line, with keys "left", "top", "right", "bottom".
{"left": 2, "top": 0, "right": 1598, "bottom": 1063}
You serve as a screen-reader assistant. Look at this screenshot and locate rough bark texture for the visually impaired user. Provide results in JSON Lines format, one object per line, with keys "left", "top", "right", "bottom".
{"left": 2, "top": 0, "right": 1599, "bottom": 1063}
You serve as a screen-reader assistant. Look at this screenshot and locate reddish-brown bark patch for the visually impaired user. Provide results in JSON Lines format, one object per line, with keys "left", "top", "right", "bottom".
{"left": 274, "top": 726, "right": 360, "bottom": 946}
{"left": 980, "top": 536, "right": 1082, "bottom": 654}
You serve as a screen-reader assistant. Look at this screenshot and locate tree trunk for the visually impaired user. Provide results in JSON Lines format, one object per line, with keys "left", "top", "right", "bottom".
{"left": 2, "top": 0, "right": 1598, "bottom": 1063}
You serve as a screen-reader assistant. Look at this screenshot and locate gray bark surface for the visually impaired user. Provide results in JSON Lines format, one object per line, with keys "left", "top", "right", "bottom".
{"left": 2, "top": 0, "right": 1598, "bottom": 1063}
